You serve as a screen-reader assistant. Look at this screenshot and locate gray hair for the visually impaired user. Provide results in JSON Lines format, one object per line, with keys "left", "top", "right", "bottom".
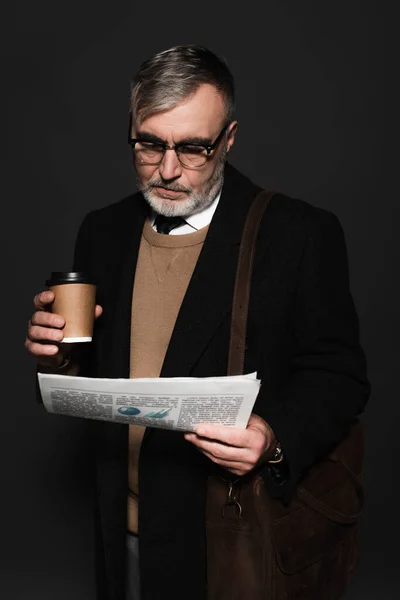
{"left": 130, "top": 45, "right": 235, "bottom": 126}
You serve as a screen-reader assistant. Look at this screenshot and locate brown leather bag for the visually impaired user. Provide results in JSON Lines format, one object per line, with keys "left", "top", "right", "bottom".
{"left": 206, "top": 191, "right": 364, "bottom": 600}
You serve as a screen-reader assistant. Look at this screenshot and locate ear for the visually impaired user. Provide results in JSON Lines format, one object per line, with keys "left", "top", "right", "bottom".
{"left": 226, "top": 121, "right": 238, "bottom": 152}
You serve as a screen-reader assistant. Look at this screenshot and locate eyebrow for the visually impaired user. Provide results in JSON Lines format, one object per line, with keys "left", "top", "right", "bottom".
{"left": 135, "top": 130, "right": 213, "bottom": 146}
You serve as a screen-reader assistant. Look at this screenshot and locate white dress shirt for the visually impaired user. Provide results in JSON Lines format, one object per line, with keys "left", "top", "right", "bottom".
{"left": 151, "top": 190, "right": 221, "bottom": 235}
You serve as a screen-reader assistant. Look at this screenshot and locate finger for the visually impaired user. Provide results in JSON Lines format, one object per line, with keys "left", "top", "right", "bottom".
{"left": 195, "top": 448, "right": 250, "bottom": 475}
{"left": 25, "top": 338, "right": 60, "bottom": 357}
{"left": 27, "top": 323, "right": 64, "bottom": 344}
{"left": 33, "top": 290, "right": 55, "bottom": 311}
{"left": 95, "top": 304, "right": 103, "bottom": 319}
{"left": 30, "top": 311, "right": 65, "bottom": 329}
{"left": 184, "top": 432, "right": 253, "bottom": 462}
{"left": 194, "top": 424, "right": 252, "bottom": 448}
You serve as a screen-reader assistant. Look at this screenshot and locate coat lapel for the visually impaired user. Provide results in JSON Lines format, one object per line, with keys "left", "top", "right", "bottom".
{"left": 160, "top": 163, "right": 261, "bottom": 378}
{"left": 105, "top": 196, "right": 149, "bottom": 378}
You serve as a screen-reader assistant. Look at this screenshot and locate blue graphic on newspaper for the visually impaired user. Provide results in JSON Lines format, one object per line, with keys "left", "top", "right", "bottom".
{"left": 118, "top": 407, "right": 141, "bottom": 416}
{"left": 118, "top": 406, "right": 171, "bottom": 419}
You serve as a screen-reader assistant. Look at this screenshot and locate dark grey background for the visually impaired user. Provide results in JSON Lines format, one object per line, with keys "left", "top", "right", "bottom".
{"left": 1, "top": 1, "right": 397, "bottom": 598}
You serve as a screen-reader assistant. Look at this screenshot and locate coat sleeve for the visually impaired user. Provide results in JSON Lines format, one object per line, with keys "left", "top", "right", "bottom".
{"left": 259, "top": 209, "right": 370, "bottom": 500}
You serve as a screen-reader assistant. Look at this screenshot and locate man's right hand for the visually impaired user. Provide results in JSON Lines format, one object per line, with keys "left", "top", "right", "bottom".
{"left": 24, "top": 290, "right": 103, "bottom": 370}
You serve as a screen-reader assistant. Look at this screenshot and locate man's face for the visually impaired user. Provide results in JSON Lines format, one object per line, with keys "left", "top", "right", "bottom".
{"left": 131, "top": 84, "right": 237, "bottom": 217}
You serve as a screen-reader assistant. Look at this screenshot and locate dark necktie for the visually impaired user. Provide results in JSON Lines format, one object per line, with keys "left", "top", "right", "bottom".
{"left": 154, "top": 214, "right": 187, "bottom": 234}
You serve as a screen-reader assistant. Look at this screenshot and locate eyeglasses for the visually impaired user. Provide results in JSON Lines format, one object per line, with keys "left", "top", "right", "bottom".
{"left": 128, "top": 121, "right": 230, "bottom": 168}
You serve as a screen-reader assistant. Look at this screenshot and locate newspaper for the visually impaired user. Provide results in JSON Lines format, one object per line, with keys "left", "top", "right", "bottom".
{"left": 37, "top": 372, "right": 261, "bottom": 431}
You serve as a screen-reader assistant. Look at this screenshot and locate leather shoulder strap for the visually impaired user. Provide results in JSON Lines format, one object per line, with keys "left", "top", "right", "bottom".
{"left": 227, "top": 190, "right": 275, "bottom": 376}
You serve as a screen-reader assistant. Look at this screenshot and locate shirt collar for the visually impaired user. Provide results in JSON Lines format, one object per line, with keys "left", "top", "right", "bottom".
{"left": 151, "top": 189, "right": 222, "bottom": 233}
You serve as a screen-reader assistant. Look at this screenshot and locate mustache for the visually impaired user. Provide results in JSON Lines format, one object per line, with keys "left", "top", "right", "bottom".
{"left": 148, "top": 179, "right": 192, "bottom": 194}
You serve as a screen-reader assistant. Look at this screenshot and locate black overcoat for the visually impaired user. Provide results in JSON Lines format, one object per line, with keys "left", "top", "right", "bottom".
{"left": 72, "top": 163, "right": 370, "bottom": 600}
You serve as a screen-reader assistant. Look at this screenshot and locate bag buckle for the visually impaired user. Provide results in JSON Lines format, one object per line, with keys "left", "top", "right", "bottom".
{"left": 222, "top": 479, "right": 242, "bottom": 518}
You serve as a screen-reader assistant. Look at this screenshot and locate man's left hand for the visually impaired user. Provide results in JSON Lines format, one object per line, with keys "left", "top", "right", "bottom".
{"left": 184, "top": 413, "right": 277, "bottom": 476}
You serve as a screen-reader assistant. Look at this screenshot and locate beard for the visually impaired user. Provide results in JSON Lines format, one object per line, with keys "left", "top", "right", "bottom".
{"left": 137, "top": 146, "right": 227, "bottom": 218}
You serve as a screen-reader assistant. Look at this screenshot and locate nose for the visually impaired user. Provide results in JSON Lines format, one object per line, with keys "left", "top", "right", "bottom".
{"left": 158, "top": 148, "right": 182, "bottom": 180}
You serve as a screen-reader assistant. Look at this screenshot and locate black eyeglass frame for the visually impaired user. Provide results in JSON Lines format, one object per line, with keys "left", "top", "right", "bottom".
{"left": 127, "top": 115, "right": 230, "bottom": 167}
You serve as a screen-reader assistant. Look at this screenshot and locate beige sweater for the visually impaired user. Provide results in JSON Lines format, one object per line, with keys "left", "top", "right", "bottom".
{"left": 127, "top": 218, "right": 208, "bottom": 534}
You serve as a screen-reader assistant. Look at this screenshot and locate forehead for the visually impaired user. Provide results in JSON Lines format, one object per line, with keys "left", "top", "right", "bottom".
{"left": 134, "top": 84, "right": 226, "bottom": 140}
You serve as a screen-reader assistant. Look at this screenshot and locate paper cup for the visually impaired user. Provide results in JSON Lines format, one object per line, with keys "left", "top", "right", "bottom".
{"left": 46, "top": 272, "right": 96, "bottom": 342}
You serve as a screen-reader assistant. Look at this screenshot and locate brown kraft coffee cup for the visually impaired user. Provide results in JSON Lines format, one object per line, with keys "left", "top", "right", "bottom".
{"left": 46, "top": 272, "right": 96, "bottom": 342}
